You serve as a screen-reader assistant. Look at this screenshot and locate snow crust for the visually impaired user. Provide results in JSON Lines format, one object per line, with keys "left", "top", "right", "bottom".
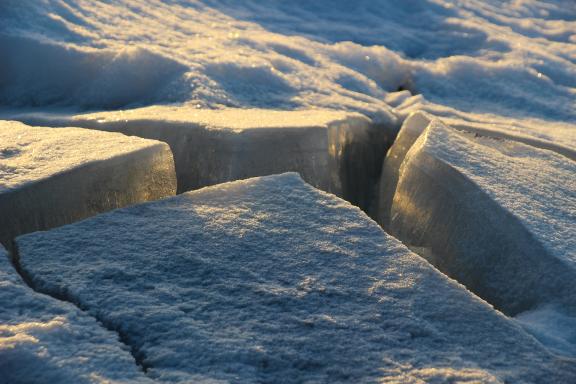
{"left": 71, "top": 106, "right": 371, "bottom": 131}
{"left": 0, "top": 120, "right": 176, "bottom": 248}
{"left": 386, "top": 120, "right": 576, "bottom": 352}
{"left": 1, "top": 0, "right": 575, "bottom": 147}
{"left": 0, "top": 245, "right": 152, "bottom": 384}
{"left": 10, "top": 107, "right": 389, "bottom": 210}
{"left": 16, "top": 173, "right": 575, "bottom": 383}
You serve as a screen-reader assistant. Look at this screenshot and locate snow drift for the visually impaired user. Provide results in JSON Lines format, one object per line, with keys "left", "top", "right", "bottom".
{"left": 0, "top": 34, "right": 187, "bottom": 109}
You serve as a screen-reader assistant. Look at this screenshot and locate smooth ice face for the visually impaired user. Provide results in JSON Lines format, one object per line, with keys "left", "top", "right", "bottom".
{"left": 16, "top": 173, "right": 574, "bottom": 383}
{"left": 11, "top": 107, "right": 393, "bottom": 211}
{"left": 376, "top": 111, "right": 432, "bottom": 225}
{"left": 0, "top": 120, "right": 164, "bottom": 192}
{"left": 0, "top": 120, "right": 176, "bottom": 249}
{"left": 0, "top": 245, "right": 152, "bottom": 384}
{"left": 387, "top": 120, "right": 576, "bottom": 347}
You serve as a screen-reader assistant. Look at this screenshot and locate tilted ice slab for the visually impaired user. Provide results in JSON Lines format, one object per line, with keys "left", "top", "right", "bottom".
{"left": 377, "top": 110, "right": 575, "bottom": 226}
{"left": 0, "top": 245, "right": 153, "bottom": 384}
{"left": 0, "top": 120, "right": 176, "bottom": 249}
{"left": 387, "top": 119, "right": 576, "bottom": 350}
{"left": 376, "top": 111, "right": 432, "bottom": 226}
{"left": 11, "top": 106, "right": 392, "bottom": 211}
{"left": 16, "top": 173, "right": 575, "bottom": 383}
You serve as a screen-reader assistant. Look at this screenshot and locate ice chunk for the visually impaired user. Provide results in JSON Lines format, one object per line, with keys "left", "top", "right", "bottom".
{"left": 376, "top": 111, "right": 432, "bottom": 226}
{"left": 0, "top": 121, "right": 176, "bottom": 249}
{"left": 387, "top": 120, "right": 576, "bottom": 337}
{"left": 0, "top": 245, "right": 152, "bottom": 383}
{"left": 12, "top": 107, "right": 391, "bottom": 211}
{"left": 16, "top": 173, "right": 574, "bottom": 383}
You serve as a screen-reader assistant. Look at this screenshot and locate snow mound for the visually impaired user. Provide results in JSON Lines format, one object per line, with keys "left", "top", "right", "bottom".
{"left": 16, "top": 173, "right": 575, "bottom": 383}
{"left": 0, "top": 120, "right": 176, "bottom": 249}
{"left": 0, "top": 245, "right": 152, "bottom": 384}
{"left": 0, "top": 34, "right": 188, "bottom": 109}
{"left": 386, "top": 119, "right": 576, "bottom": 351}
{"left": 2, "top": 0, "right": 576, "bottom": 132}
{"left": 11, "top": 107, "right": 392, "bottom": 211}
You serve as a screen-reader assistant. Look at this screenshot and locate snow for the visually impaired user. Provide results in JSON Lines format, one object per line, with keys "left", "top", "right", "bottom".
{"left": 16, "top": 173, "right": 575, "bottom": 383}
{"left": 1, "top": 0, "right": 575, "bottom": 147}
{"left": 0, "top": 120, "right": 176, "bottom": 249}
{"left": 0, "top": 244, "right": 153, "bottom": 384}
{"left": 1, "top": 0, "right": 576, "bottom": 378}
{"left": 516, "top": 305, "right": 576, "bottom": 357}
{"left": 386, "top": 119, "right": 576, "bottom": 351}
{"left": 9, "top": 107, "right": 390, "bottom": 210}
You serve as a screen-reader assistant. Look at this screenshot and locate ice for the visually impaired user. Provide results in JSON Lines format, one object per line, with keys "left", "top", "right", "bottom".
{"left": 386, "top": 119, "right": 576, "bottom": 351}
{"left": 0, "top": 245, "right": 153, "bottom": 384}
{"left": 0, "top": 120, "right": 176, "bottom": 249}
{"left": 11, "top": 107, "right": 392, "bottom": 210}
{"left": 376, "top": 111, "right": 432, "bottom": 226}
{"left": 375, "top": 110, "right": 574, "bottom": 228}
{"left": 16, "top": 173, "right": 575, "bottom": 383}
{"left": 389, "top": 101, "right": 576, "bottom": 160}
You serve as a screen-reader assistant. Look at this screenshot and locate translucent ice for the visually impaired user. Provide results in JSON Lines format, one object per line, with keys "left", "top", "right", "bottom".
{"left": 0, "top": 121, "right": 176, "bottom": 249}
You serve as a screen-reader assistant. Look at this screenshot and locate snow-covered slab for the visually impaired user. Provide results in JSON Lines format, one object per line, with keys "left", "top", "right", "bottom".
{"left": 0, "top": 245, "right": 153, "bottom": 383}
{"left": 0, "top": 120, "right": 176, "bottom": 249}
{"left": 16, "top": 173, "right": 575, "bottom": 383}
{"left": 376, "top": 110, "right": 576, "bottom": 226}
{"left": 10, "top": 106, "right": 392, "bottom": 210}
{"left": 387, "top": 120, "right": 576, "bottom": 346}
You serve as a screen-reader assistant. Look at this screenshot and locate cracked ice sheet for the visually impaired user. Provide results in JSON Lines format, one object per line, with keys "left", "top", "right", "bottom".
{"left": 0, "top": 245, "right": 153, "bottom": 384}
{"left": 16, "top": 173, "right": 575, "bottom": 383}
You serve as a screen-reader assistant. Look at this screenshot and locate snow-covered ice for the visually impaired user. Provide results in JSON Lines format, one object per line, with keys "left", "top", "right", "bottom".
{"left": 16, "top": 173, "right": 576, "bottom": 383}
{"left": 386, "top": 119, "right": 576, "bottom": 350}
{"left": 11, "top": 107, "right": 390, "bottom": 210}
{"left": 0, "top": 244, "right": 153, "bottom": 384}
{"left": 0, "top": 120, "right": 176, "bottom": 249}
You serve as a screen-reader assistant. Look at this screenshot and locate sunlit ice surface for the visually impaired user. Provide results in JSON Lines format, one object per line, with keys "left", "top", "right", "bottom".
{"left": 0, "top": 0, "right": 575, "bottom": 381}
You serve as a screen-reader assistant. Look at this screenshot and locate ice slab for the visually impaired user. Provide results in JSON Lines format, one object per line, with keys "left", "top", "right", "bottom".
{"left": 0, "top": 120, "right": 176, "bottom": 249}
{"left": 0, "top": 245, "right": 152, "bottom": 384}
{"left": 388, "top": 120, "right": 576, "bottom": 318}
{"left": 10, "top": 106, "right": 393, "bottom": 211}
{"left": 16, "top": 173, "right": 574, "bottom": 383}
